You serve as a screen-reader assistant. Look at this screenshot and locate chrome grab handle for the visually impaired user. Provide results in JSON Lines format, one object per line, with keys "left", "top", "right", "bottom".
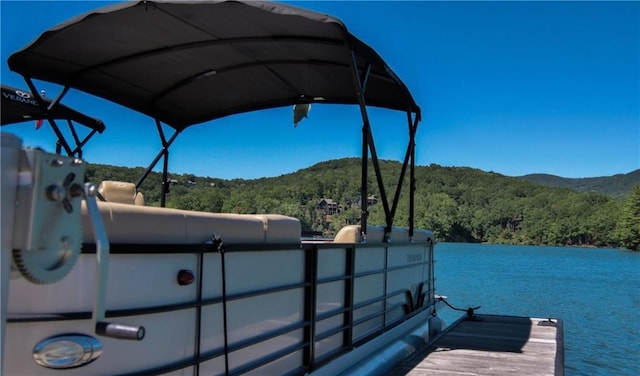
{"left": 82, "top": 183, "right": 145, "bottom": 340}
{"left": 96, "top": 322, "right": 145, "bottom": 340}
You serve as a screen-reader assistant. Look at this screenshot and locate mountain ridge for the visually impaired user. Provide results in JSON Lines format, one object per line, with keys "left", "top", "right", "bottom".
{"left": 85, "top": 158, "right": 639, "bottom": 249}
{"left": 517, "top": 169, "right": 639, "bottom": 197}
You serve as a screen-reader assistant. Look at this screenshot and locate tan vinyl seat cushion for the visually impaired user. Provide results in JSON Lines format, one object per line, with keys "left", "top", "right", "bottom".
{"left": 334, "top": 225, "right": 434, "bottom": 244}
{"left": 81, "top": 202, "right": 301, "bottom": 246}
{"left": 98, "top": 181, "right": 140, "bottom": 205}
{"left": 254, "top": 214, "right": 302, "bottom": 243}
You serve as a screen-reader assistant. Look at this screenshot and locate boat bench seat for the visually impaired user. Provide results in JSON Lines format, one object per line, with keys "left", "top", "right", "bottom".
{"left": 334, "top": 225, "right": 434, "bottom": 244}
{"left": 98, "top": 180, "right": 145, "bottom": 205}
{"left": 81, "top": 202, "right": 301, "bottom": 246}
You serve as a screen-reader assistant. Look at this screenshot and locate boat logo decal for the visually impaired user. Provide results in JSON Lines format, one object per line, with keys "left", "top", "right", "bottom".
{"left": 3, "top": 89, "right": 38, "bottom": 106}
{"left": 15, "top": 90, "right": 31, "bottom": 98}
{"left": 403, "top": 282, "right": 426, "bottom": 315}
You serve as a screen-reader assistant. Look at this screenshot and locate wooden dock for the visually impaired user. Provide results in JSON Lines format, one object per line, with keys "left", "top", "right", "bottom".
{"left": 391, "top": 314, "right": 564, "bottom": 376}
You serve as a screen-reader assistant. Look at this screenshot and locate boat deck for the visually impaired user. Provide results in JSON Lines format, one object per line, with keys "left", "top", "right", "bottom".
{"left": 391, "top": 314, "right": 564, "bottom": 376}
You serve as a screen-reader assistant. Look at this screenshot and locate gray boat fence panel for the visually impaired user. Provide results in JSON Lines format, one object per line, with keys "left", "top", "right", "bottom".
{"left": 7, "top": 238, "right": 435, "bottom": 375}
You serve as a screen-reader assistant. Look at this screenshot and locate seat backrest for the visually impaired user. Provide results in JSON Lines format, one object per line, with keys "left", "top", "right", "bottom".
{"left": 334, "top": 225, "right": 434, "bottom": 244}
{"left": 334, "top": 225, "right": 385, "bottom": 243}
{"left": 81, "top": 201, "right": 300, "bottom": 245}
{"left": 98, "top": 181, "right": 143, "bottom": 205}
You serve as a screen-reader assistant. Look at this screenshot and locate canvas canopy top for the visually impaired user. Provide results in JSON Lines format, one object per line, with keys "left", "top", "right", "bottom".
{"left": 8, "top": 0, "right": 420, "bottom": 131}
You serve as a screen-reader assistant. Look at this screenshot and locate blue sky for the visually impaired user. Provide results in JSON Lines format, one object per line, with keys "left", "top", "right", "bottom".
{"left": 1, "top": 1, "right": 638, "bottom": 179}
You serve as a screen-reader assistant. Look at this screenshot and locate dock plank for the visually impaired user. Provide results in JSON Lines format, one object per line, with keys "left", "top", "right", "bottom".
{"left": 391, "top": 315, "right": 562, "bottom": 376}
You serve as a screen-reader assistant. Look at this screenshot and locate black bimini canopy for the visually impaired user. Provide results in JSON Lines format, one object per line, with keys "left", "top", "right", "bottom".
{"left": 1, "top": 84, "right": 105, "bottom": 131}
{"left": 8, "top": 0, "right": 420, "bottom": 131}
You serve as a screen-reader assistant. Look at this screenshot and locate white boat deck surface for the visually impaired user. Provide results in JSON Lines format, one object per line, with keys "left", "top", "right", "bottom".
{"left": 391, "top": 314, "right": 563, "bottom": 376}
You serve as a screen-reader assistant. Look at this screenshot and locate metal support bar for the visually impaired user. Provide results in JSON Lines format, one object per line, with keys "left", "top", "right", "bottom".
{"left": 358, "top": 65, "right": 372, "bottom": 239}
{"left": 67, "top": 120, "right": 78, "bottom": 142}
{"left": 303, "top": 246, "right": 319, "bottom": 371}
{"left": 346, "top": 54, "right": 397, "bottom": 240}
{"left": 345, "top": 51, "right": 373, "bottom": 239}
{"left": 155, "top": 118, "right": 168, "bottom": 145}
{"left": 160, "top": 148, "right": 170, "bottom": 207}
{"left": 82, "top": 183, "right": 145, "bottom": 341}
{"left": 360, "top": 122, "right": 369, "bottom": 239}
{"left": 71, "top": 129, "right": 98, "bottom": 158}
{"left": 67, "top": 120, "right": 99, "bottom": 158}
{"left": 219, "top": 247, "right": 230, "bottom": 375}
{"left": 365, "top": 126, "right": 392, "bottom": 237}
{"left": 358, "top": 65, "right": 388, "bottom": 233}
{"left": 343, "top": 246, "right": 355, "bottom": 349}
{"left": 134, "top": 125, "right": 180, "bottom": 191}
{"left": 22, "top": 78, "right": 74, "bottom": 156}
{"left": 360, "top": 64, "right": 371, "bottom": 94}
{"left": 67, "top": 120, "right": 81, "bottom": 150}
{"left": 409, "top": 113, "right": 419, "bottom": 237}
{"left": 157, "top": 119, "right": 171, "bottom": 207}
{"left": 48, "top": 86, "right": 70, "bottom": 112}
{"left": 342, "top": 33, "right": 421, "bottom": 240}
{"left": 20, "top": 78, "right": 100, "bottom": 158}
{"left": 194, "top": 252, "right": 205, "bottom": 375}
{"left": 383, "top": 245, "right": 389, "bottom": 326}
{"left": 429, "top": 241, "right": 435, "bottom": 304}
{"left": 389, "top": 112, "right": 419, "bottom": 236}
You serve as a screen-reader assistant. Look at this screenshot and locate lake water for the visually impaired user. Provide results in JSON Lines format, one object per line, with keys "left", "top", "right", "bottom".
{"left": 434, "top": 243, "right": 640, "bottom": 376}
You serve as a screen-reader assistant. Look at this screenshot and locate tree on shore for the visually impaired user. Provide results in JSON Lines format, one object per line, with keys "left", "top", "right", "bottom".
{"left": 616, "top": 185, "right": 640, "bottom": 251}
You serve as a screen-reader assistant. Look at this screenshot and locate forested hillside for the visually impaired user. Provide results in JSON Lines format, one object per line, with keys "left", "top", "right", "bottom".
{"left": 519, "top": 169, "right": 639, "bottom": 197}
{"left": 86, "top": 159, "right": 640, "bottom": 250}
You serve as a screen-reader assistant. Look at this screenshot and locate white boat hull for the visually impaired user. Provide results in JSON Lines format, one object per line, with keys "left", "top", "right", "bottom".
{"left": 2, "top": 148, "right": 438, "bottom": 374}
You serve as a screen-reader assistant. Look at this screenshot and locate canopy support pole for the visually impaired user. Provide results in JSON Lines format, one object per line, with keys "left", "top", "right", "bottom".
{"left": 409, "top": 112, "right": 418, "bottom": 238}
{"left": 22, "top": 77, "right": 74, "bottom": 156}
{"left": 366, "top": 120, "right": 391, "bottom": 239}
{"left": 349, "top": 54, "right": 402, "bottom": 242}
{"left": 135, "top": 120, "right": 180, "bottom": 207}
{"left": 346, "top": 55, "right": 373, "bottom": 241}
{"left": 156, "top": 120, "right": 171, "bottom": 208}
{"left": 349, "top": 56, "right": 409, "bottom": 242}
{"left": 19, "top": 77, "right": 102, "bottom": 158}
{"left": 345, "top": 45, "right": 421, "bottom": 242}
{"left": 69, "top": 122, "right": 98, "bottom": 159}
{"left": 388, "top": 112, "right": 419, "bottom": 239}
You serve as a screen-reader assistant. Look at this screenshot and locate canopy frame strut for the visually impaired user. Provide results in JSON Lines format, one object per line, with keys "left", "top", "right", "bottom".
{"left": 134, "top": 120, "right": 181, "bottom": 207}
{"left": 20, "top": 77, "right": 100, "bottom": 158}
{"left": 347, "top": 53, "right": 419, "bottom": 242}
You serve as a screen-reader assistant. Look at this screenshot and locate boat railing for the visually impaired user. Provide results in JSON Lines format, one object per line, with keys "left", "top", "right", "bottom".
{"left": 2, "top": 140, "right": 435, "bottom": 374}
{"left": 8, "top": 213, "right": 435, "bottom": 375}
{"left": 3, "top": 141, "right": 436, "bottom": 374}
{"left": 64, "top": 205, "right": 433, "bottom": 374}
